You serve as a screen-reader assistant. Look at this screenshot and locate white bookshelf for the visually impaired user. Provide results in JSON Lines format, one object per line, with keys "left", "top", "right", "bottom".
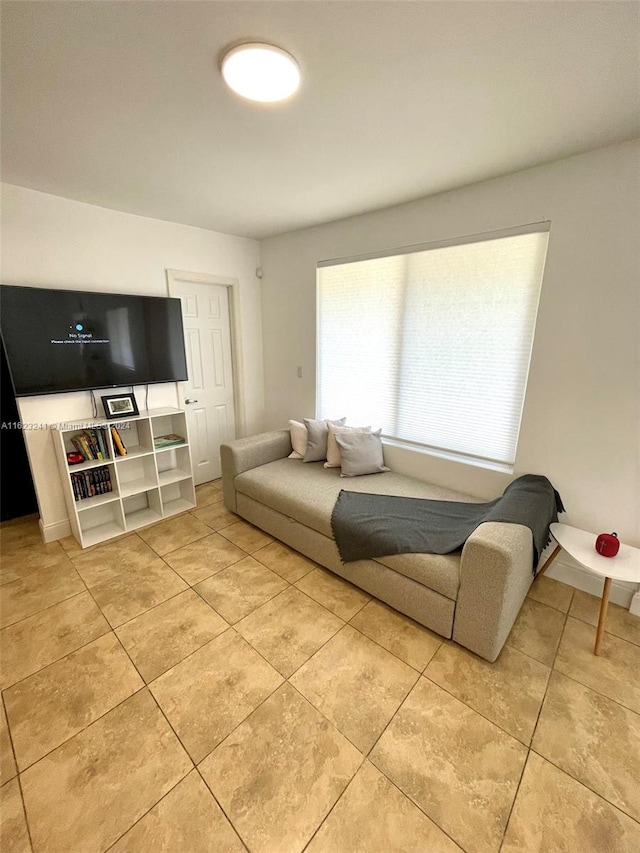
{"left": 53, "top": 407, "right": 195, "bottom": 548}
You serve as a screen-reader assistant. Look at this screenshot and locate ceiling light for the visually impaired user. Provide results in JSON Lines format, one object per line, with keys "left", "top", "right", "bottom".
{"left": 221, "top": 43, "right": 301, "bottom": 103}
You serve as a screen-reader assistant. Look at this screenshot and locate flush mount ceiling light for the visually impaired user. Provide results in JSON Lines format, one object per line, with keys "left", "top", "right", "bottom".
{"left": 221, "top": 43, "right": 301, "bottom": 103}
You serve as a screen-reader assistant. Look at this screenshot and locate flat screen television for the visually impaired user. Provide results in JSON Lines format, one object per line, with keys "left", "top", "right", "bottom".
{"left": 0, "top": 285, "right": 188, "bottom": 397}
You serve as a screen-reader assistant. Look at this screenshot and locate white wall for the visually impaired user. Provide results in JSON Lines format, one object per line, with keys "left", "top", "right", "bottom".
{"left": 1, "top": 184, "right": 263, "bottom": 539}
{"left": 260, "top": 142, "right": 640, "bottom": 559}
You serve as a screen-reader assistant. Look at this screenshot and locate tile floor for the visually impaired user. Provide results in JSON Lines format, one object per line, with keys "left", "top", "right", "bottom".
{"left": 1, "top": 482, "right": 639, "bottom": 852}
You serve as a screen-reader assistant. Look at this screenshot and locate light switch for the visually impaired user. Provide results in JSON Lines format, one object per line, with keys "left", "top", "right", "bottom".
{"left": 296, "top": 366, "right": 303, "bottom": 378}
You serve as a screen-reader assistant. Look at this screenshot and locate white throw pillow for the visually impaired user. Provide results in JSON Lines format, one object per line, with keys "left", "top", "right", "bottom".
{"left": 324, "top": 424, "right": 372, "bottom": 468}
{"left": 288, "top": 419, "right": 307, "bottom": 459}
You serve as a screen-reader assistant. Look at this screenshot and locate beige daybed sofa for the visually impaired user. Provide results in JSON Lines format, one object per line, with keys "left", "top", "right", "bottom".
{"left": 221, "top": 429, "right": 535, "bottom": 662}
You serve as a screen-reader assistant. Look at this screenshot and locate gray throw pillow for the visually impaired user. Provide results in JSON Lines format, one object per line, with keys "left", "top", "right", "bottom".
{"left": 335, "top": 430, "right": 390, "bottom": 477}
{"left": 303, "top": 417, "right": 346, "bottom": 462}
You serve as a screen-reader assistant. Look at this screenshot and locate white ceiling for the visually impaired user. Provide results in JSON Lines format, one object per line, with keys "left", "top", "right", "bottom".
{"left": 2, "top": 1, "right": 639, "bottom": 239}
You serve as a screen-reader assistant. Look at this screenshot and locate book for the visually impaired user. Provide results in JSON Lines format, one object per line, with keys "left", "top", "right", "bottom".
{"left": 154, "top": 433, "right": 185, "bottom": 448}
{"left": 89, "top": 428, "right": 104, "bottom": 460}
{"left": 70, "top": 474, "right": 80, "bottom": 501}
{"left": 111, "top": 426, "right": 127, "bottom": 456}
{"left": 86, "top": 430, "right": 99, "bottom": 459}
{"left": 71, "top": 433, "right": 92, "bottom": 459}
{"left": 95, "top": 427, "right": 109, "bottom": 460}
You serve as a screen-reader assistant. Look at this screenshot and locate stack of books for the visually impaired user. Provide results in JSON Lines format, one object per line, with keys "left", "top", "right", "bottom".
{"left": 70, "top": 428, "right": 110, "bottom": 461}
{"left": 154, "top": 433, "right": 185, "bottom": 449}
{"left": 70, "top": 466, "right": 113, "bottom": 501}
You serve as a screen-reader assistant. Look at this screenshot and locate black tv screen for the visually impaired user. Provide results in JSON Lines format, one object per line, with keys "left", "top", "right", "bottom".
{"left": 0, "top": 285, "right": 188, "bottom": 396}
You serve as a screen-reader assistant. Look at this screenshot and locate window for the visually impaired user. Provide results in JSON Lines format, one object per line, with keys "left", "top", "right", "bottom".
{"left": 316, "top": 223, "right": 550, "bottom": 470}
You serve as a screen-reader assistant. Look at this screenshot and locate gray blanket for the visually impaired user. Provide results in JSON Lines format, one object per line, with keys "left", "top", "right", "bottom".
{"left": 331, "top": 474, "right": 564, "bottom": 573}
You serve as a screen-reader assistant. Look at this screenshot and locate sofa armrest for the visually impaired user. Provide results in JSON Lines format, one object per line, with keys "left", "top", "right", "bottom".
{"left": 452, "top": 521, "right": 534, "bottom": 662}
{"left": 220, "top": 429, "right": 292, "bottom": 512}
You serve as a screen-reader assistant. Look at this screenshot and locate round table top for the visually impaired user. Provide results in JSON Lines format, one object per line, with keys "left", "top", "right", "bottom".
{"left": 550, "top": 523, "right": 640, "bottom": 583}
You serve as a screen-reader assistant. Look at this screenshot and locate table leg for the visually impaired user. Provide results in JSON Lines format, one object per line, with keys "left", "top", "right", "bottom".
{"left": 594, "top": 576, "right": 612, "bottom": 655}
{"left": 535, "top": 544, "right": 561, "bottom": 580}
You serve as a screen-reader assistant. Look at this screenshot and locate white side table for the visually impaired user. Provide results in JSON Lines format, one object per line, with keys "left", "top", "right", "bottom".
{"left": 536, "top": 523, "right": 640, "bottom": 655}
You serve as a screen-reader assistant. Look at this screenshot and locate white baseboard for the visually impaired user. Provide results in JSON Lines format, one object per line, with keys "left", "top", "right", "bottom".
{"left": 39, "top": 517, "right": 71, "bottom": 543}
{"left": 545, "top": 556, "right": 637, "bottom": 609}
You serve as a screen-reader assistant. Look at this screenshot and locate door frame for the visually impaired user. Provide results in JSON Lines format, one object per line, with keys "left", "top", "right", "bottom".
{"left": 166, "top": 269, "right": 245, "bottom": 439}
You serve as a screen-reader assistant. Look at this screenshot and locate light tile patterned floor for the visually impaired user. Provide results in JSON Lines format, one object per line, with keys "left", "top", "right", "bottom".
{"left": 1, "top": 485, "right": 639, "bottom": 852}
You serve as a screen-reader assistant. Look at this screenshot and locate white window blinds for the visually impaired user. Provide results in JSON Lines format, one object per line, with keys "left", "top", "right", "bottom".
{"left": 317, "top": 226, "right": 549, "bottom": 468}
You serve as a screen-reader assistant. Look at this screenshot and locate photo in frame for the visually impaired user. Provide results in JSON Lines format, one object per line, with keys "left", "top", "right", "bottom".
{"left": 101, "top": 393, "right": 139, "bottom": 419}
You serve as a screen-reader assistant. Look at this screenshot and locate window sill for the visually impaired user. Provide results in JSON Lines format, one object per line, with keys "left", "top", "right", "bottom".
{"left": 381, "top": 437, "right": 515, "bottom": 475}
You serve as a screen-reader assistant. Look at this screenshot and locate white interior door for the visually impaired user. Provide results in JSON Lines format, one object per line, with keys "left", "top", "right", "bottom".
{"left": 168, "top": 274, "right": 237, "bottom": 484}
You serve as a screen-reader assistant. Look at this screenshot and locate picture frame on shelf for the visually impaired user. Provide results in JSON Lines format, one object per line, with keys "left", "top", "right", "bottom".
{"left": 101, "top": 393, "right": 139, "bottom": 420}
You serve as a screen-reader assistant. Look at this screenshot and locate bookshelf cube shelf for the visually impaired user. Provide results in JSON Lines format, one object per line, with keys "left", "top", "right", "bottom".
{"left": 118, "top": 455, "right": 158, "bottom": 498}
{"left": 53, "top": 407, "right": 195, "bottom": 548}
{"left": 122, "top": 489, "right": 163, "bottom": 531}
{"left": 160, "top": 479, "right": 196, "bottom": 517}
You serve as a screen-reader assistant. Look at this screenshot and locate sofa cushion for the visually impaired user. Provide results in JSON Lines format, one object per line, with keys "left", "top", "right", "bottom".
{"left": 234, "top": 459, "right": 478, "bottom": 601}
{"left": 373, "top": 552, "right": 461, "bottom": 601}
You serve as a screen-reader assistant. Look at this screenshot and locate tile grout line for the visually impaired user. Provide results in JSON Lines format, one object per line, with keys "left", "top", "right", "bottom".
{"left": 524, "top": 586, "right": 640, "bottom": 648}
{"left": 420, "top": 668, "right": 543, "bottom": 749}
{"left": 262, "top": 677, "right": 376, "bottom": 853}
{"left": 361, "top": 659, "right": 534, "bottom": 850}
{"left": 0, "top": 550, "right": 72, "bottom": 589}
{"left": 527, "top": 746, "right": 640, "bottom": 826}
{"left": 285, "top": 650, "right": 381, "bottom": 757}
{"left": 194, "top": 669, "right": 285, "bottom": 765}
{"left": 175, "top": 547, "right": 249, "bottom": 586}
{"left": 360, "top": 755, "right": 466, "bottom": 853}
{"left": 298, "top": 761, "right": 366, "bottom": 853}
{"left": 2, "top": 540, "right": 124, "bottom": 696}
{"left": 196, "top": 765, "right": 255, "bottom": 853}
{"left": 528, "top": 603, "right": 571, "bottom": 745}
{"left": 10, "top": 684, "right": 154, "bottom": 776}
{"left": 127, "top": 540, "right": 295, "bottom": 791}
{"left": 498, "top": 750, "right": 533, "bottom": 852}
{"left": 362, "top": 675, "right": 475, "bottom": 850}
{"left": 73, "top": 527, "right": 241, "bottom": 631}
{"left": 95, "top": 628, "right": 220, "bottom": 846}
{"left": 549, "top": 667, "right": 640, "bottom": 716}
{"left": 14, "top": 759, "right": 36, "bottom": 853}
{"left": 497, "top": 599, "right": 573, "bottom": 848}
{"left": 539, "top": 607, "right": 640, "bottom": 820}
{"left": 1, "top": 621, "right": 114, "bottom": 696}
{"left": 294, "top": 579, "right": 370, "bottom": 623}
{"left": 101, "top": 770, "right": 197, "bottom": 852}
{"left": 0, "top": 583, "right": 86, "bottom": 632}
{"left": 1, "top": 690, "right": 36, "bottom": 852}
{"left": 195, "top": 767, "right": 253, "bottom": 853}
{"left": 188, "top": 561, "right": 291, "bottom": 625}
{"left": 501, "top": 598, "right": 573, "bottom": 849}
{"left": 0, "top": 592, "right": 107, "bottom": 690}
{"left": 345, "top": 610, "right": 444, "bottom": 675}
{"left": 232, "top": 602, "right": 344, "bottom": 684}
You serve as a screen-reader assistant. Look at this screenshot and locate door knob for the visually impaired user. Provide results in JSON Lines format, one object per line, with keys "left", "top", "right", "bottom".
{"left": 185, "top": 398, "right": 198, "bottom": 404}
